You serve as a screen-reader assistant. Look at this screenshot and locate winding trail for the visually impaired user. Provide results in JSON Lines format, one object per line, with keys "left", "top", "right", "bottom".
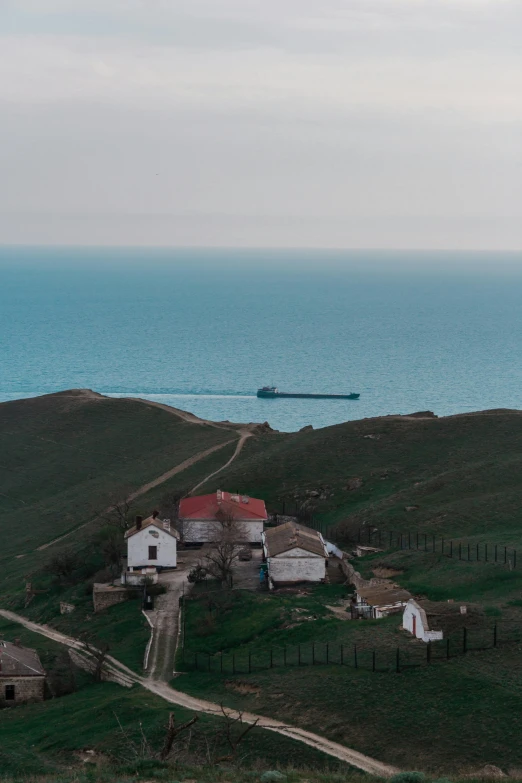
{"left": 0, "top": 609, "right": 398, "bottom": 777}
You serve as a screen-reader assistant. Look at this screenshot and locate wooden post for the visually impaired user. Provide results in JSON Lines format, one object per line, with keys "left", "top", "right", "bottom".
{"left": 446, "top": 638, "right": 450, "bottom": 659}
{"left": 441, "top": 537, "right": 444, "bottom": 555}
{"left": 459, "top": 543, "right": 462, "bottom": 560}
{"left": 495, "top": 544, "right": 498, "bottom": 563}
{"left": 372, "top": 650, "right": 376, "bottom": 672}
{"left": 477, "top": 543, "right": 479, "bottom": 561}
{"left": 514, "top": 550, "right": 517, "bottom": 568}
{"left": 389, "top": 530, "right": 392, "bottom": 548}
{"left": 220, "top": 652, "right": 223, "bottom": 673}
{"left": 427, "top": 642, "right": 431, "bottom": 664}
{"left": 450, "top": 540, "right": 453, "bottom": 557}
{"left": 270, "top": 648, "right": 273, "bottom": 668}
{"left": 354, "top": 644, "right": 358, "bottom": 669}
{"left": 485, "top": 543, "right": 488, "bottom": 562}
{"left": 326, "top": 642, "right": 329, "bottom": 664}
{"left": 298, "top": 645, "right": 301, "bottom": 666}
{"left": 408, "top": 532, "right": 411, "bottom": 549}
{"left": 396, "top": 647, "right": 400, "bottom": 673}
{"left": 493, "top": 623, "right": 497, "bottom": 648}
{"left": 312, "top": 642, "right": 315, "bottom": 665}
{"left": 416, "top": 532, "right": 419, "bottom": 550}
{"left": 468, "top": 543, "right": 470, "bottom": 561}
{"left": 463, "top": 627, "right": 467, "bottom": 654}
{"left": 504, "top": 546, "right": 507, "bottom": 564}
{"left": 194, "top": 653, "right": 198, "bottom": 670}
{"left": 283, "top": 646, "right": 287, "bottom": 666}
{"left": 341, "top": 644, "right": 344, "bottom": 665}
{"left": 424, "top": 533, "right": 428, "bottom": 552}
{"left": 248, "top": 650, "right": 251, "bottom": 673}
{"left": 433, "top": 534, "right": 436, "bottom": 552}
{"left": 208, "top": 654, "right": 211, "bottom": 672}
{"left": 233, "top": 653, "right": 236, "bottom": 674}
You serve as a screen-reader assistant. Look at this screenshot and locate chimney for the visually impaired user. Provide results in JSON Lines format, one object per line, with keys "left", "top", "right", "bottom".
{"left": 216, "top": 490, "right": 222, "bottom": 504}
{"left": 163, "top": 519, "right": 171, "bottom": 532}
{"left": 152, "top": 509, "right": 159, "bottom": 519}
{"left": 135, "top": 515, "right": 143, "bottom": 531}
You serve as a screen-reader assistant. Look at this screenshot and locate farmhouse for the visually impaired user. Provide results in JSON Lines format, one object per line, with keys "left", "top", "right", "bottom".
{"left": 353, "top": 584, "right": 412, "bottom": 619}
{"left": 262, "top": 521, "right": 328, "bottom": 586}
{"left": 0, "top": 640, "right": 46, "bottom": 707}
{"left": 179, "top": 490, "right": 267, "bottom": 544}
{"left": 124, "top": 512, "right": 179, "bottom": 570}
{"left": 403, "top": 599, "right": 482, "bottom": 642}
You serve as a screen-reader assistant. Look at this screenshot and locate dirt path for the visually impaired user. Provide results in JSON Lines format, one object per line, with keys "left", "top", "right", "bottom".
{"left": 0, "top": 608, "right": 398, "bottom": 777}
{"left": 190, "top": 430, "right": 252, "bottom": 494}
{"left": 37, "top": 440, "right": 233, "bottom": 552}
{"left": 145, "top": 566, "right": 194, "bottom": 681}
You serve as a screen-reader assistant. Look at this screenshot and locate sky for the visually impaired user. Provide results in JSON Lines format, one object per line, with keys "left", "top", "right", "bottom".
{"left": 1, "top": 0, "right": 522, "bottom": 250}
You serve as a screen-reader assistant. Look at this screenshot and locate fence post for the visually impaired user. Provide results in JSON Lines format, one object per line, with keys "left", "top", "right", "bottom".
{"left": 463, "top": 627, "right": 467, "bottom": 654}
{"left": 450, "top": 540, "right": 453, "bottom": 557}
{"left": 505, "top": 546, "right": 507, "bottom": 564}
{"left": 495, "top": 544, "right": 498, "bottom": 563}
{"left": 427, "top": 642, "right": 431, "bottom": 664}
{"left": 312, "top": 642, "right": 315, "bottom": 665}
{"left": 208, "top": 654, "right": 211, "bottom": 672}
{"left": 441, "top": 537, "right": 444, "bottom": 555}
{"left": 220, "top": 652, "right": 223, "bottom": 673}
{"left": 389, "top": 530, "right": 392, "bottom": 548}
{"left": 248, "top": 650, "right": 252, "bottom": 673}
{"left": 468, "top": 543, "right": 470, "bottom": 561}
{"left": 459, "top": 543, "right": 462, "bottom": 560}
{"left": 424, "top": 534, "right": 428, "bottom": 552}
{"left": 270, "top": 648, "right": 273, "bottom": 668}
{"left": 396, "top": 647, "right": 400, "bottom": 673}
{"left": 408, "top": 532, "right": 411, "bottom": 549}
{"left": 416, "top": 532, "right": 419, "bottom": 550}
{"left": 485, "top": 543, "right": 488, "bottom": 562}
{"left": 326, "top": 642, "right": 329, "bottom": 664}
{"left": 194, "top": 652, "right": 198, "bottom": 670}
{"left": 446, "top": 638, "right": 450, "bottom": 659}
{"left": 341, "top": 644, "right": 344, "bottom": 665}
{"left": 372, "top": 650, "right": 376, "bottom": 672}
{"left": 477, "top": 543, "right": 479, "bottom": 561}
{"left": 298, "top": 645, "right": 301, "bottom": 666}
{"left": 514, "top": 550, "right": 517, "bottom": 568}
{"left": 354, "top": 644, "right": 358, "bottom": 669}
{"left": 493, "top": 623, "right": 498, "bottom": 648}
{"left": 283, "top": 646, "right": 287, "bottom": 666}
{"left": 433, "top": 534, "right": 436, "bottom": 552}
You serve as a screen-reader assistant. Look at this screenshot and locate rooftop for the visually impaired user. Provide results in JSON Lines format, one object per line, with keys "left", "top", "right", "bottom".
{"left": 264, "top": 521, "right": 327, "bottom": 557}
{"left": 125, "top": 513, "right": 180, "bottom": 539}
{"left": 0, "top": 640, "right": 45, "bottom": 677}
{"left": 357, "top": 584, "right": 412, "bottom": 606}
{"left": 179, "top": 490, "right": 268, "bottom": 521}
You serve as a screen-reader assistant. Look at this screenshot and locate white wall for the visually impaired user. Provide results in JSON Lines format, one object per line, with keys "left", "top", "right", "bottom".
{"left": 127, "top": 526, "right": 177, "bottom": 568}
{"left": 268, "top": 547, "right": 326, "bottom": 584}
{"left": 182, "top": 519, "right": 264, "bottom": 544}
{"left": 402, "top": 600, "right": 443, "bottom": 642}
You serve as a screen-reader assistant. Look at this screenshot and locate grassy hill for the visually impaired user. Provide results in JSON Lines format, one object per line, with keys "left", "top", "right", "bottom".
{"left": 4, "top": 392, "right": 522, "bottom": 775}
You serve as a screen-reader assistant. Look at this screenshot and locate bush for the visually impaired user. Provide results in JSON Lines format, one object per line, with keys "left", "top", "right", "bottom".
{"left": 390, "top": 773, "right": 426, "bottom": 783}
{"left": 188, "top": 565, "right": 208, "bottom": 584}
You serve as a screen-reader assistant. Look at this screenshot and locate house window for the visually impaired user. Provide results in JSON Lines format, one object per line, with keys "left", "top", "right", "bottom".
{"left": 5, "top": 684, "right": 15, "bottom": 700}
{"left": 148, "top": 546, "right": 157, "bottom": 560}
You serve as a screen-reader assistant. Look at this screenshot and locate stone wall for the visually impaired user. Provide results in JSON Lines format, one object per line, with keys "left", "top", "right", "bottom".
{"left": 339, "top": 558, "right": 389, "bottom": 589}
{"left": 0, "top": 676, "right": 45, "bottom": 707}
{"left": 93, "top": 584, "right": 129, "bottom": 613}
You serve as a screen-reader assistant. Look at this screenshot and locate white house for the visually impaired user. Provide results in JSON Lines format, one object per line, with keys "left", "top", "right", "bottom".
{"left": 178, "top": 490, "right": 268, "bottom": 544}
{"left": 262, "top": 521, "right": 328, "bottom": 586}
{"left": 353, "top": 584, "right": 412, "bottom": 619}
{"left": 124, "top": 512, "right": 179, "bottom": 570}
{"left": 403, "top": 599, "right": 473, "bottom": 642}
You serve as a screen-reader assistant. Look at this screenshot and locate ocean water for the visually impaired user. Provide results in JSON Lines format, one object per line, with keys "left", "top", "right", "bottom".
{"left": 1, "top": 246, "right": 522, "bottom": 432}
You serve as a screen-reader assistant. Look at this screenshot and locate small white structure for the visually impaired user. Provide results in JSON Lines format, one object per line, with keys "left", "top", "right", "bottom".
{"left": 403, "top": 600, "right": 444, "bottom": 642}
{"left": 262, "top": 522, "right": 328, "bottom": 586}
{"left": 403, "top": 599, "right": 473, "bottom": 642}
{"left": 124, "top": 513, "right": 178, "bottom": 570}
{"left": 354, "top": 584, "right": 412, "bottom": 619}
{"left": 178, "top": 490, "right": 268, "bottom": 544}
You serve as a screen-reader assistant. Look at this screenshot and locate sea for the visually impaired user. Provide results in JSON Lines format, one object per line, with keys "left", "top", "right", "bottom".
{"left": 1, "top": 246, "right": 522, "bottom": 433}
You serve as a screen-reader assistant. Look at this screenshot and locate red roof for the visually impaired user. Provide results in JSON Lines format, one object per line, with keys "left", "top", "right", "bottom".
{"left": 179, "top": 491, "right": 267, "bottom": 521}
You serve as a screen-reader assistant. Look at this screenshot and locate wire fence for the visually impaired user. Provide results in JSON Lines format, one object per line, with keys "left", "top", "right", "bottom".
{"left": 274, "top": 502, "right": 518, "bottom": 569}
{"left": 183, "top": 621, "right": 522, "bottom": 676}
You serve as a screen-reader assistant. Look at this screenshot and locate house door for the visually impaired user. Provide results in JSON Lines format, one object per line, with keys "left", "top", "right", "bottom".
{"left": 412, "top": 615, "right": 417, "bottom": 636}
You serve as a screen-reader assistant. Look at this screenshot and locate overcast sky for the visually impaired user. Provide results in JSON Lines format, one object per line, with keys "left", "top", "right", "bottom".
{"left": 1, "top": 0, "right": 522, "bottom": 250}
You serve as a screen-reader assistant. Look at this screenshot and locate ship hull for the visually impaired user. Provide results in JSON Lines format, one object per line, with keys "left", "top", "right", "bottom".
{"left": 257, "top": 391, "right": 360, "bottom": 400}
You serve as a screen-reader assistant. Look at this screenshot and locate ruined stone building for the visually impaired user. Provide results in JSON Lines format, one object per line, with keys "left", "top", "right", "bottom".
{"left": 0, "top": 639, "right": 46, "bottom": 706}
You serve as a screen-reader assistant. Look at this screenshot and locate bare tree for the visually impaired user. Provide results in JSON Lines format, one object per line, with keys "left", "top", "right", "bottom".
{"left": 103, "top": 489, "right": 133, "bottom": 530}
{"left": 98, "top": 527, "right": 125, "bottom": 583}
{"left": 160, "top": 712, "right": 199, "bottom": 760}
{"left": 214, "top": 704, "right": 259, "bottom": 762}
{"left": 80, "top": 634, "right": 111, "bottom": 682}
{"left": 205, "top": 509, "right": 247, "bottom": 587}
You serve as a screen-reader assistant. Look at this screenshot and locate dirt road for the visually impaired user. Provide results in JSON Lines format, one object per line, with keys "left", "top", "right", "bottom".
{"left": 0, "top": 608, "right": 398, "bottom": 777}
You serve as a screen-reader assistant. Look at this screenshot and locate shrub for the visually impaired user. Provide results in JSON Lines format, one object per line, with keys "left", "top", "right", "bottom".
{"left": 390, "top": 773, "right": 426, "bottom": 783}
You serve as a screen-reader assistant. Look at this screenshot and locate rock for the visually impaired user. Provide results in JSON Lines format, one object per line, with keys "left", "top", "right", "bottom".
{"left": 363, "top": 434, "right": 381, "bottom": 440}
{"left": 403, "top": 411, "right": 437, "bottom": 418}
{"left": 478, "top": 766, "right": 506, "bottom": 778}
{"left": 346, "top": 478, "right": 363, "bottom": 491}
{"left": 300, "top": 424, "right": 313, "bottom": 432}
{"left": 261, "top": 773, "right": 287, "bottom": 783}
{"left": 404, "top": 505, "right": 419, "bottom": 511}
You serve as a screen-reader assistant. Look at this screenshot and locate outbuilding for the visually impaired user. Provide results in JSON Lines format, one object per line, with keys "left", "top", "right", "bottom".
{"left": 179, "top": 490, "right": 267, "bottom": 544}
{"left": 353, "top": 584, "right": 412, "bottom": 619}
{"left": 124, "top": 512, "right": 179, "bottom": 570}
{"left": 262, "top": 521, "right": 328, "bottom": 586}
{"left": 403, "top": 599, "right": 481, "bottom": 642}
{"left": 0, "top": 640, "right": 46, "bottom": 707}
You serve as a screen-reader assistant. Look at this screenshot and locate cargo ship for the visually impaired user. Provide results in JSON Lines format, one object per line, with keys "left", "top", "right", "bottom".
{"left": 257, "top": 386, "right": 360, "bottom": 400}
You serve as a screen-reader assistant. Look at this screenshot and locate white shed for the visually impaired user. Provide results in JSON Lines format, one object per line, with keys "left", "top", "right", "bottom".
{"left": 124, "top": 513, "right": 179, "bottom": 570}
{"left": 403, "top": 599, "right": 475, "bottom": 642}
{"left": 262, "top": 522, "right": 328, "bottom": 586}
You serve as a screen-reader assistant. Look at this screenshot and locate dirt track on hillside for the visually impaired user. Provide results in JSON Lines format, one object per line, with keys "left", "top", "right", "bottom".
{"left": 0, "top": 608, "right": 398, "bottom": 777}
